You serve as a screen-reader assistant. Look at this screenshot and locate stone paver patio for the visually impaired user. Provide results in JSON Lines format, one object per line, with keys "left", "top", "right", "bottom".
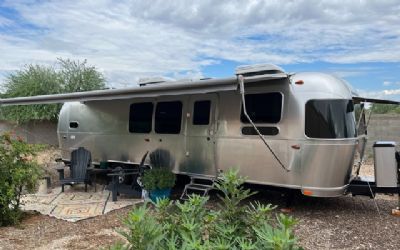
{"left": 20, "top": 185, "right": 142, "bottom": 222}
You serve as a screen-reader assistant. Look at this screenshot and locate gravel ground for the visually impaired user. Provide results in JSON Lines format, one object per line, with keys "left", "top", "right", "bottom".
{"left": 1, "top": 157, "right": 399, "bottom": 250}
{"left": 1, "top": 187, "right": 398, "bottom": 250}
{"left": 256, "top": 191, "right": 400, "bottom": 249}
{"left": 0, "top": 207, "right": 129, "bottom": 250}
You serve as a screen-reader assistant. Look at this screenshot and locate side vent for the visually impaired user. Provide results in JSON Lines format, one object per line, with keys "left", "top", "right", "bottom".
{"left": 235, "top": 64, "right": 288, "bottom": 82}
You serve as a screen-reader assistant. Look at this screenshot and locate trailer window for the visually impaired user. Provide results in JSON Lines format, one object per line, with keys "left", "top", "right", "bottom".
{"left": 305, "top": 99, "right": 356, "bottom": 138}
{"left": 69, "top": 122, "right": 79, "bottom": 129}
{"left": 155, "top": 101, "right": 182, "bottom": 134}
{"left": 129, "top": 102, "right": 153, "bottom": 133}
{"left": 242, "top": 126, "right": 279, "bottom": 136}
{"left": 241, "top": 92, "right": 282, "bottom": 124}
{"left": 193, "top": 100, "right": 211, "bottom": 125}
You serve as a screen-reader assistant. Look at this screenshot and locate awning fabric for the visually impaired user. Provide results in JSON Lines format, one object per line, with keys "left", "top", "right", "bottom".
{"left": 0, "top": 73, "right": 289, "bottom": 106}
{"left": 352, "top": 96, "right": 400, "bottom": 105}
{"left": 0, "top": 78, "right": 238, "bottom": 106}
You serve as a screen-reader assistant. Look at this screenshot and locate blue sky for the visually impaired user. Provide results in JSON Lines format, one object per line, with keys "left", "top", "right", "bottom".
{"left": 1, "top": 0, "right": 400, "bottom": 100}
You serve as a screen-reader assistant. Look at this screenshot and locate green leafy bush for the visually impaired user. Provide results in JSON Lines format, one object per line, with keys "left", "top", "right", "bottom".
{"left": 111, "top": 169, "right": 302, "bottom": 250}
{"left": 0, "top": 132, "right": 42, "bottom": 226}
{"left": 142, "top": 168, "right": 176, "bottom": 190}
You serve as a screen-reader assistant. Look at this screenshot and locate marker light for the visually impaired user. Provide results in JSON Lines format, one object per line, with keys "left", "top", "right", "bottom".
{"left": 303, "top": 190, "right": 313, "bottom": 196}
{"left": 295, "top": 80, "right": 304, "bottom": 85}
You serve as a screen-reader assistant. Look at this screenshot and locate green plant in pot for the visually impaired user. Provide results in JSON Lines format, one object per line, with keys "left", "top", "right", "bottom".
{"left": 142, "top": 168, "right": 175, "bottom": 202}
{"left": 142, "top": 149, "right": 176, "bottom": 202}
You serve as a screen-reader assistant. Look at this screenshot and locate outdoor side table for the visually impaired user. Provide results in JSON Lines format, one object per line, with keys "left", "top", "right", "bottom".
{"left": 107, "top": 169, "right": 140, "bottom": 201}
{"left": 88, "top": 168, "right": 112, "bottom": 192}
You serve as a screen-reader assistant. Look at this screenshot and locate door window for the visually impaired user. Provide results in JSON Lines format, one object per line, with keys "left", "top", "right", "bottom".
{"left": 193, "top": 100, "right": 211, "bottom": 125}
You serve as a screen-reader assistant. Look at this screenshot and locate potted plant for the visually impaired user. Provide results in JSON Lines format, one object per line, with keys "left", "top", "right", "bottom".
{"left": 142, "top": 167, "right": 176, "bottom": 202}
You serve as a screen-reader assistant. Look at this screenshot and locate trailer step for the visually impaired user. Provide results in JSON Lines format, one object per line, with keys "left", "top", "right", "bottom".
{"left": 180, "top": 176, "right": 216, "bottom": 200}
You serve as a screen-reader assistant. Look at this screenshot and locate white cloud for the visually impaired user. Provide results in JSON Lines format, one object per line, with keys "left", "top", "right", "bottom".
{"left": 382, "top": 81, "right": 400, "bottom": 86}
{"left": 1, "top": 0, "right": 400, "bottom": 87}
{"left": 383, "top": 81, "right": 392, "bottom": 86}
{"left": 357, "top": 88, "right": 400, "bottom": 101}
{"left": 0, "top": 15, "right": 12, "bottom": 26}
{"left": 383, "top": 89, "right": 400, "bottom": 96}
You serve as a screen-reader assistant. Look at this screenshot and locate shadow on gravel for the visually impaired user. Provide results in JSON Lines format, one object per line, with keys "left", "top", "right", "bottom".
{"left": 172, "top": 175, "right": 397, "bottom": 214}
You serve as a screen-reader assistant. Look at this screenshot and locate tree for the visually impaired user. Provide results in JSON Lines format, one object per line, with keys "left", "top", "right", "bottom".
{"left": 0, "top": 59, "right": 106, "bottom": 123}
{"left": 370, "top": 103, "right": 400, "bottom": 114}
{"left": 58, "top": 58, "right": 105, "bottom": 92}
{"left": 0, "top": 64, "right": 62, "bottom": 122}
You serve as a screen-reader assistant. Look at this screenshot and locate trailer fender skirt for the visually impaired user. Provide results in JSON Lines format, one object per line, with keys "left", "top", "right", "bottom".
{"left": 301, "top": 185, "right": 347, "bottom": 197}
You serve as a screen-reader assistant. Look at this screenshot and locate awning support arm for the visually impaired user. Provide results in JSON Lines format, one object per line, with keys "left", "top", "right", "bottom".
{"left": 238, "top": 75, "right": 289, "bottom": 172}
{"left": 356, "top": 103, "right": 365, "bottom": 131}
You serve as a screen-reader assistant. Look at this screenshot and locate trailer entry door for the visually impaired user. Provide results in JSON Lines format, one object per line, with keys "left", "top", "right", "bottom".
{"left": 182, "top": 94, "right": 218, "bottom": 176}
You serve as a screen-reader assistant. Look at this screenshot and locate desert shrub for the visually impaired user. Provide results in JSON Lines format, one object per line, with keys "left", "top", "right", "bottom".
{"left": 110, "top": 169, "right": 302, "bottom": 250}
{"left": 0, "top": 132, "right": 42, "bottom": 226}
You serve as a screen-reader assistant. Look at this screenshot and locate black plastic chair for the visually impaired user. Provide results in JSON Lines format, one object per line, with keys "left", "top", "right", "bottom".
{"left": 57, "top": 147, "right": 92, "bottom": 192}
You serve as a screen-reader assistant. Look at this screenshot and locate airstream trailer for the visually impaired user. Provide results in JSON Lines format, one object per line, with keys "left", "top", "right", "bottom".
{"left": 1, "top": 64, "right": 399, "bottom": 198}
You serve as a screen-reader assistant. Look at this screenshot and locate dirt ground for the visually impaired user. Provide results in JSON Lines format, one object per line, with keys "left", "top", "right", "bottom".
{"left": 0, "top": 189, "right": 399, "bottom": 250}
{"left": 35, "top": 147, "right": 63, "bottom": 187}
{"left": 0, "top": 208, "right": 129, "bottom": 250}
{"left": 0, "top": 153, "right": 399, "bottom": 250}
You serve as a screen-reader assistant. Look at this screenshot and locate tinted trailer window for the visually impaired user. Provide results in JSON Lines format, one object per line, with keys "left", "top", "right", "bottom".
{"left": 193, "top": 100, "right": 211, "bottom": 125}
{"left": 305, "top": 99, "right": 356, "bottom": 138}
{"left": 129, "top": 102, "right": 153, "bottom": 133}
{"left": 241, "top": 92, "right": 282, "bottom": 124}
{"left": 155, "top": 101, "right": 183, "bottom": 134}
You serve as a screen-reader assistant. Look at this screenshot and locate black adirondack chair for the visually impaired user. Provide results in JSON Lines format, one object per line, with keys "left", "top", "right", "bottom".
{"left": 57, "top": 147, "right": 92, "bottom": 192}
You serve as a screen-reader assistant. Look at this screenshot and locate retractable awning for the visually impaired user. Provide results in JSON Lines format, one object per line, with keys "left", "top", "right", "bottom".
{"left": 0, "top": 78, "right": 237, "bottom": 106}
{"left": 353, "top": 96, "right": 400, "bottom": 105}
{"left": 0, "top": 73, "right": 289, "bottom": 106}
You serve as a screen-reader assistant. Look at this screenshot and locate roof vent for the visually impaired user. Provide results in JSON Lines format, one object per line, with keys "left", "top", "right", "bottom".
{"left": 138, "top": 77, "right": 172, "bottom": 87}
{"left": 235, "top": 64, "right": 285, "bottom": 77}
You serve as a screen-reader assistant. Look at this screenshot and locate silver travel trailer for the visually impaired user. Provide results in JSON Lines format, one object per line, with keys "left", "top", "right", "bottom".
{"left": 1, "top": 64, "right": 399, "bottom": 198}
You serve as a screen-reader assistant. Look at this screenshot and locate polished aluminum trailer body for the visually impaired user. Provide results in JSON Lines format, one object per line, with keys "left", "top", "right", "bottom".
{"left": 5, "top": 64, "right": 394, "bottom": 197}
{"left": 51, "top": 71, "right": 357, "bottom": 197}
